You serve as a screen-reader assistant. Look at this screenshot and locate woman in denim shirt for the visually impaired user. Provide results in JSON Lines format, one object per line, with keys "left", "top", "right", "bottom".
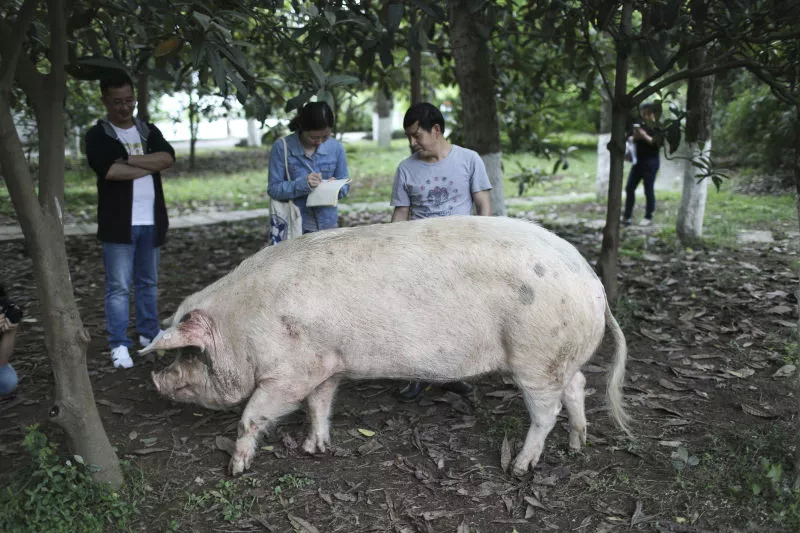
{"left": 268, "top": 102, "right": 350, "bottom": 233}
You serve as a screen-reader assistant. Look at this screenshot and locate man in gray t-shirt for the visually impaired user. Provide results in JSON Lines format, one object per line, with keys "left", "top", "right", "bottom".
{"left": 390, "top": 102, "right": 492, "bottom": 400}
{"left": 391, "top": 103, "right": 491, "bottom": 222}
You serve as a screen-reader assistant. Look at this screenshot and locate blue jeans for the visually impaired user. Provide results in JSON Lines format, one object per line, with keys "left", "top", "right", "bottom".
{"left": 102, "top": 225, "right": 161, "bottom": 349}
{"left": 0, "top": 363, "right": 17, "bottom": 396}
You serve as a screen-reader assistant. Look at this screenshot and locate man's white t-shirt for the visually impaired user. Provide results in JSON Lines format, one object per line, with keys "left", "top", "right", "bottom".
{"left": 390, "top": 145, "right": 492, "bottom": 219}
{"left": 111, "top": 125, "right": 155, "bottom": 226}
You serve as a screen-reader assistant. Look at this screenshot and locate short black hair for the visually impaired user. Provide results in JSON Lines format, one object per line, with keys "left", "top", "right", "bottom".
{"left": 289, "top": 101, "right": 335, "bottom": 132}
{"left": 403, "top": 102, "right": 445, "bottom": 134}
{"left": 100, "top": 71, "right": 134, "bottom": 96}
{"left": 640, "top": 101, "right": 662, "bottom": 119}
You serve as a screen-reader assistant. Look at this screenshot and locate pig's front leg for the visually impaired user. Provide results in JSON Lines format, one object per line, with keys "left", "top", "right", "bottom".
{"left": 303, "top": 375, "right": 341, "bottom": 454}
{"left": 230, "top": 382, "right": 305, "bottom": 476}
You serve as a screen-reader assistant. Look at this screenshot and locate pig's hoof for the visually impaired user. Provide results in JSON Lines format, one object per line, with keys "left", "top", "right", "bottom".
{"left": 228, "top": 453, "right": 251, "bottom": 476}
{"left": 302, "top": 436, "right": 326, "bottom": 455}
{"left": 511, "top": 454, "right": 539, "bottom": 477}
{"left": 568, "top": 427, "right": 586, "bottom": 451}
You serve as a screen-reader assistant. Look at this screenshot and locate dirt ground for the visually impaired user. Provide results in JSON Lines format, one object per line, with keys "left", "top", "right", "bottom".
{"left": 0, "top": 211, "right": 798, "bottom": 532}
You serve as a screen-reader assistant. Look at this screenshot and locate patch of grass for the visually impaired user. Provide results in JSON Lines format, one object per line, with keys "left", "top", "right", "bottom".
{"left": 184, "top": 478, "right": 258, "bottom": 523}
{"left": 679, "top": 427, "right": 800, "bottom": 529}
{"left": 612, "top": 295, "right": 644, "bottom": 331}
{"left": 0, "top": 425, "right": 142, "bottom": 533}
{"left": 273, "top": 473, "right": 314, "bottom": 505}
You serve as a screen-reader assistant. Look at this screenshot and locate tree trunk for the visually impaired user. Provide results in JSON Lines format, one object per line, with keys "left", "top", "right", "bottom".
{"left": 793, "top": 104, "right": 800, "bottom": 491}
{"left": 189, "top": 93, "right": 197, "bottom": 171}
{"left": 375, "top": 88, "right": 392, "bottom": 148}
{"left": 409, "top": 10, "right": 422, "bottom": 105}
{"left": 448, "top": 0, "right": 506, "bottom": 216}
{"left": 0, "top": 1, "right": 122, "bottom": 487}
{"left": 676, "top": 46, "right": 715, "bottom": 244}
{"left": 136, "top": 72, "right": 150, "bottom": 124}
{"left": 596, "top": 83, "right": 613, "bottom": 200}
{"left": 246, "top": 118, "right": 261, "bottom": 147}
{"left": 597, "top": 0, "right": 633, "bottom": 302}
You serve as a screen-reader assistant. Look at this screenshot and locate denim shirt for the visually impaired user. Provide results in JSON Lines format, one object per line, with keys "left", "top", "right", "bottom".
{"left": 267, "top": 133, "right": 350, "bottom": 232}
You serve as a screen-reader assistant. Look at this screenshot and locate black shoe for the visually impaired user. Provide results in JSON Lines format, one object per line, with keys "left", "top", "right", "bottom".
{"left": 398, "top": 381, "right": 428, "bottom": 401}
{"left": 441, "top": 381, "right": 474, "bottom": 396}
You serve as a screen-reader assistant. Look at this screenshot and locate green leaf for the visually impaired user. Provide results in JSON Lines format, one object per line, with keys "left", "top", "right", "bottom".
{"left": 320, "top": 41, "right": 336, "bottom": 70}
{"left": 208, "top": 48, "right": 228, "bottom": 93}
{"left": 193, "top": 12, "right": 211, "bottom": 30}
{"left": 307, "top": 59, "right": 326, "bottom": 88}
{"left": 285, "top": 91, "right": 315, "bottom": 112}
{"left": 327, "top": 74, "right": 359, "bottom": 87}
{"left": 387, "top": 3, "right": 404, "bottom": 33}
{"left": 324, "top": 8, "right": 336, "bottom": 26}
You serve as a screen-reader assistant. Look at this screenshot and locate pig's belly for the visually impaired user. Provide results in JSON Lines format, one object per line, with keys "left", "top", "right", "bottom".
{"left": 338, "top": 336, "right": 509, "bottom": 381}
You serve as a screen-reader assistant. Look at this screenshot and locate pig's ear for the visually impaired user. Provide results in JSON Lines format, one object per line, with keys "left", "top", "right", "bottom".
{"left": 139, "top": 309, "right": 215, "bottom": 355}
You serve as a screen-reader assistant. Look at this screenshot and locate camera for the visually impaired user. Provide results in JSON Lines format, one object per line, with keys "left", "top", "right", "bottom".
{"left": 0, "top": 300, "right": 22, "bottom": 324}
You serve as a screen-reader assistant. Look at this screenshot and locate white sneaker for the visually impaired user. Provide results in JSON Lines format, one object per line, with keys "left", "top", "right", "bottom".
{"left": 111, "top": 346, "right": 133, "bottom": 369}
{"left": 639, "top": 218, "right": 653, "bottom": 227}
{"left": 139, "top": 330, "right": 164, "bottom": 348}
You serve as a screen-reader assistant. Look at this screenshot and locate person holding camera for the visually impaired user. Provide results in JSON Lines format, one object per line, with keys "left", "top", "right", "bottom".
{"left": 622, "top": 102, "right": 662, "bottom": 227}
{"left": 0, "top": 285, "right": 22, "bottom": 397}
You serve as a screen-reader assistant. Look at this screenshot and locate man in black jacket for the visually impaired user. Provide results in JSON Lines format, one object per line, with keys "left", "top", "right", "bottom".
{"left": 85, "top": 71, "right": 174, "bottom": 369}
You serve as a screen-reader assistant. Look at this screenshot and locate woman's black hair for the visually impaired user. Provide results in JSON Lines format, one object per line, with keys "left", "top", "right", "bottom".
{"left": 289, "top": 101, "right": 335, "bottom": 133}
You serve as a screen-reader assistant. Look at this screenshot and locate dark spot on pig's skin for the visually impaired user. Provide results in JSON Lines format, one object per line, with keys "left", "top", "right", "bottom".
{"left": 281, "top": 315, "right": 301, "bottom": 339}
{"left": 548, "top": 342, "right": 576, "bottom": 383}
{"left": 534, "top": 263, "right": 546, "bottom": 277}
{"left": 518, "top": 283, "right": 535, "bottom": 305}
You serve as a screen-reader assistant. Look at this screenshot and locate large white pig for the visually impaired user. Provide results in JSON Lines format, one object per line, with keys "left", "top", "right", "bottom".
{"left": 142, "top": 216, "right": 630, "bottom": 476}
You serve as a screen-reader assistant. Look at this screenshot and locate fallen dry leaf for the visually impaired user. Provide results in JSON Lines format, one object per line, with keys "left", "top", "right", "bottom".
{"left": 741, "top": 403, "right": 778, "bottom": 419}
{"left": 657, "top": 378, "right": 688, "bottom": 391}
{"left": 500, "top": 434, "right": 512, "bottom": 473}
{"left": 287, "top": 514, "right": 319, "bottom": 533}
{"left": 766, "top": 305, "right": 793, "bottom": 315}
{"left": 772, "top": 364, "right": 796, "bottom": 378}
{"left": 215, "top": 436, "right": 235, "bottom": 456}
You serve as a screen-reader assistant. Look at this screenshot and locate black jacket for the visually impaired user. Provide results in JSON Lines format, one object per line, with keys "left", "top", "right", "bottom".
{"left": 85, "top": 118, "right": 174, "bottom": 245}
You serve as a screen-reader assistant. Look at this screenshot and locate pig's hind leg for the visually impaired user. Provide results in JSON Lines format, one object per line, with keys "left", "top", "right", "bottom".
{"left": 511, "top": 383, "right": 562, "bottom": 477}
{"left": 302, "top": 375, "right": 341, "bottom": 454}
{"left": 561, "top": 371, "right": 587, "bottom": 450}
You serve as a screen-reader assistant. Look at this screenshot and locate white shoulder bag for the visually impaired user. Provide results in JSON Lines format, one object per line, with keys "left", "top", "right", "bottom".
{"left": 268, "top": 137, "right": 303, "bottom": 245}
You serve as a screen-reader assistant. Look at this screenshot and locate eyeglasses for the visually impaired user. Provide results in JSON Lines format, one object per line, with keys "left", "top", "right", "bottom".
{"left": 108, "top": 98, "right": 135, "bottom": 108}
{"left": 304, "top": 131, "right": 330, "bottom": 142}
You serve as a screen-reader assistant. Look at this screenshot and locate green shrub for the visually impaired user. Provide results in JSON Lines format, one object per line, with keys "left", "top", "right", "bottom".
{"left": 714, "top": 71, "right": 795, "bottom": 172}
{"left": 0, "top": 425, "right": 139, "bottom": 533}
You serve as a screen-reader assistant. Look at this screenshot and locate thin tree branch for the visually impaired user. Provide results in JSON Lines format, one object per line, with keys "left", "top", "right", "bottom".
{"left": 582, "top": 25, "right": 613, "bottom": 103}
{"left": 628, "top": 33, "right": 721, "bottom": 98}
{"left": 0, "top": 20, "right": 45, "bottom": 110}
{"left": 631, "top": 59, "right": 748, "bottom": 105}
{"left": 745, "top": 63, "right": 799, "bottom": 107}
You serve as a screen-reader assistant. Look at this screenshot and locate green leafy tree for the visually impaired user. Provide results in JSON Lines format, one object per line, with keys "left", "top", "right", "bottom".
{"left": 0, "top": 0, "right": 276, "bottom": 487}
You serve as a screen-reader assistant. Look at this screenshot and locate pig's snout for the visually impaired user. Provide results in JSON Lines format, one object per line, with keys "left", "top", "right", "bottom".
{"left": 152, "top": 367, "right": 182, "bottom": 399}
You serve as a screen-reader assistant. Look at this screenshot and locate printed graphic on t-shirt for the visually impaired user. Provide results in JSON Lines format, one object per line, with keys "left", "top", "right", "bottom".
{"left": 418, "top": 177, "right": 460, "bottom": 206}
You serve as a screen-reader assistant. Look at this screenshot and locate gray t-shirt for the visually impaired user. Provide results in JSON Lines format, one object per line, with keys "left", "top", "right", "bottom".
{"left": 390, "top": 145, "right": 492, "bottom": 219}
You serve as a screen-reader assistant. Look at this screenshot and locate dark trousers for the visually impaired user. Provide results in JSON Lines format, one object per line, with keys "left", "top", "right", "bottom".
{"left": 624, "top": 157, "right": 659, "bottom": 220}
